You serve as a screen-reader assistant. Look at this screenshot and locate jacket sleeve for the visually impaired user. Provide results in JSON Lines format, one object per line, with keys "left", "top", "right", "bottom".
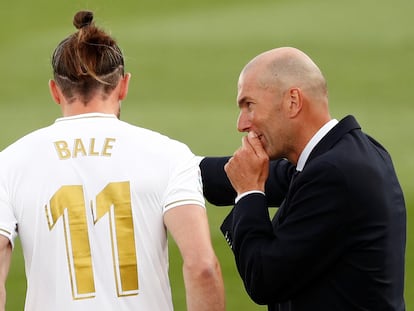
{"left": 221, "top": 163, "right": 350, "bottom": 304}
{"left": 200, "top": 157, "right": 293, "bottom": 207}
{"left": 199, "top": 157, "right": 235, "bottom": 206}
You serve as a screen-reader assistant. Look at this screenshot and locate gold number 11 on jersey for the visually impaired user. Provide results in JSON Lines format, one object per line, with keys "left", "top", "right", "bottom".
{"left": 45, "top": 181, "right": 139, "bottom": 300}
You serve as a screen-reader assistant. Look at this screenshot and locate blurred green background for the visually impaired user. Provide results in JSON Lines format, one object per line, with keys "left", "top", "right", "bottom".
{"left": 0, "top": 0, "right": 412, "bottom": 310}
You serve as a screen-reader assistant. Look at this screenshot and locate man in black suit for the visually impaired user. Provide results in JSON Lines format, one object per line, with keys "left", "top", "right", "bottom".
{"left": 200, "top": 47, "right": 406, "bottom": 310}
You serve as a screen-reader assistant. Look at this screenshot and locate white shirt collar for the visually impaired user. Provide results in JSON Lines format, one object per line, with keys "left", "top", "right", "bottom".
{"left": 55, "top": 112, "right": 117, "bottom": 123}
{"left": 296, "top": 119, "right": 338, "bottom": 171}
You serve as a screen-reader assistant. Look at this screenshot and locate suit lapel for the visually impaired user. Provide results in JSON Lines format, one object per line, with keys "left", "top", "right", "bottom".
{"left": 307, "top": 115, "right": 361, "bottom": 163}
{"left": 272, "top": 116, "right": 360, "bottom": 227}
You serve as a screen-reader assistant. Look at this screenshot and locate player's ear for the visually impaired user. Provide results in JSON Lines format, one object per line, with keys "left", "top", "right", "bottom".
{"left": 49, "top": 80, "right": 62, "bottom": 105}
{"left": 119, "top": 73, "right": 131, "bottom": 101}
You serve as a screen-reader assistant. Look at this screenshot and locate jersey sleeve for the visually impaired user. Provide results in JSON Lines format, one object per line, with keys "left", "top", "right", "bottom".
{"left": 0, "top": 182, "right": 18, "bottom": 248}
{"left": 163, "top": 143, "right": 205, "bottom": 213}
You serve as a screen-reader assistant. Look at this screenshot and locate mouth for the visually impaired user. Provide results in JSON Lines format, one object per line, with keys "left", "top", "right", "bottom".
{"left": 257, "top": 134, "right": 265, "bottom": 146}
{"left": 249, "top": 131, "right": 265, "bottom": 146}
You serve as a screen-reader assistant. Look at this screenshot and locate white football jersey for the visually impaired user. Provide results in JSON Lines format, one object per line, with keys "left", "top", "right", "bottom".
{"left": 0, "top": 113, "right": 205, "bottom": 311}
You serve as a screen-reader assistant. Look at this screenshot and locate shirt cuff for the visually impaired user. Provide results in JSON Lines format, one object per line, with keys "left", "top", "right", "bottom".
{"left": 235, "top": 190, "right": 265, "bottom": 204}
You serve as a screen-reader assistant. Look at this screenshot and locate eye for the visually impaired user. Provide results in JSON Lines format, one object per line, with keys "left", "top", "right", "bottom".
{"left": 238, "top": 99, "right": 255, "bottom": 111}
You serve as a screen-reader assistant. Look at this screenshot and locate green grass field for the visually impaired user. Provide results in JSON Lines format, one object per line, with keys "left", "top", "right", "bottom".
{"left": 0, "top": 0, "right": 413, "bottom": 309}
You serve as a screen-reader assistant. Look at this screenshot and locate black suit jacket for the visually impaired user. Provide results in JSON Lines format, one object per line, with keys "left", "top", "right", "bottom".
{"left": 200, "top": 116, "right": 406, "bottom": 311}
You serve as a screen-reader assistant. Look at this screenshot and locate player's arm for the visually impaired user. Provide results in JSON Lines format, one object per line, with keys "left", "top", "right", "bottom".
{"left": 164, "top": 204, "right": 225, "bottom": 311}
{"left": 0, "top": 235, "right": 12, "bottom": 311}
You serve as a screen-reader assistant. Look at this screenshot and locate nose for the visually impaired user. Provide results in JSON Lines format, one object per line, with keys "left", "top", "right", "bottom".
{"left": 237, "top": 110, "right": 251, "bottom": 133}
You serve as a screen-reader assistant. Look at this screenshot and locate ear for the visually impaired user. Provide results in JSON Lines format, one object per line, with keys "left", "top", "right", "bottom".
{"left": 287, "top": 87, "right": 303, "bottom": 118}
{"left": 118, "top": 73, "right": 131, "bottom": 101}
{"left": 49, "top": 80, "right": 62, "bottom": 105}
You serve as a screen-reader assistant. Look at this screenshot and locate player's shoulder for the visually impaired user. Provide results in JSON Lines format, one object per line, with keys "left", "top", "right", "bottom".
{"left": 123, "top": 122, "right": 193, "bottom": 153}
{"left": 1, "top": 125, "right": 53, "bottom": 155}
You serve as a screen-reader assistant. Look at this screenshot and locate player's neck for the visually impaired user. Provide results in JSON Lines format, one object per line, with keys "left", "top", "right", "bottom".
{"left": 60, "top": 97, "right": 120, "bottom": 117}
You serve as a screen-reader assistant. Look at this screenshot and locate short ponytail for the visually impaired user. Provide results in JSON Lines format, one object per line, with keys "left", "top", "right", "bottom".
{"left": 52, "top": 11, "right": 125, "bottom": 103}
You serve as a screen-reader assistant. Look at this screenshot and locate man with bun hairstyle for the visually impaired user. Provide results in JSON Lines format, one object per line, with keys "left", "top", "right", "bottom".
{"left": 0, "top": 11, "right": 224, "bottom": 311}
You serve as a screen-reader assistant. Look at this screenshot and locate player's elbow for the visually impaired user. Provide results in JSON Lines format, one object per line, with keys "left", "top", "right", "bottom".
{"left": 184, "top": 255, "right": 221, "bottom": 281}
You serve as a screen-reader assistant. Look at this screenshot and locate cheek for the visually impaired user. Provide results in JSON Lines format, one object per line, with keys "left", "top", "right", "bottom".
{"left": 264, "top": 118, "right": 284, "bottom": 145}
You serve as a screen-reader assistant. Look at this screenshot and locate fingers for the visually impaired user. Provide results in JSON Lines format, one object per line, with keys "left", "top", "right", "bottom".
{"left": 223, "top": 131, "right": 269, "bottom": 195}
{"left": 246, "top": 131, "right": 267, "bottom": 159}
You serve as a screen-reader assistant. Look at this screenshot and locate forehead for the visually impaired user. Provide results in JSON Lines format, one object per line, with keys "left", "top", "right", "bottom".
{"left": 236, "top": 73, "right": 253, "bottom": 105}
{"left": 237, "top": 67, "right": 275, "bottom": 105}
{"left": 237, "top": 67, "right": 259, "bottom": 92}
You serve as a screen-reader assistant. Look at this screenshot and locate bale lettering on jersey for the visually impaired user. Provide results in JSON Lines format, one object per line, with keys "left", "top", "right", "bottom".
{"left": 54, "top": 138, "right": 116, "bottom": 159}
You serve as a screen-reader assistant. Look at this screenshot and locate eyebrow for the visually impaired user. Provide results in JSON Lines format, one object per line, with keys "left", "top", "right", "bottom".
{"left": 237, "top": 96, "right": 251, "bottom": 107}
